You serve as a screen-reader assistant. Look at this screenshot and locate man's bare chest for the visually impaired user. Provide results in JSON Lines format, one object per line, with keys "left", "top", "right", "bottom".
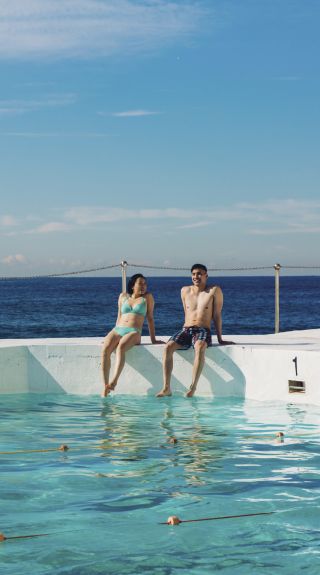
{"left": 185, "top": 292, "right": 213, "bottom": 312}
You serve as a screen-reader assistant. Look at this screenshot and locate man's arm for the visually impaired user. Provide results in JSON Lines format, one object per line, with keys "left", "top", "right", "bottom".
{"left": 181, "top": 286, "right": 188, "bottom": 318}
{"left": 212, "top": 287, "right": 234, "bottom": 345}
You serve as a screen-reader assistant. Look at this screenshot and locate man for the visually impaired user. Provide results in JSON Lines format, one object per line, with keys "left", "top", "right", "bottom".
{"left": 156, "top": 263, "right": 233, "bottom": 398}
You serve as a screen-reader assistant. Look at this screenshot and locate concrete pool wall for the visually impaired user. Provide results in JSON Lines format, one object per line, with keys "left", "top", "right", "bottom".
{"left": 0, "top": 329, "right": 320, "bottom": 404}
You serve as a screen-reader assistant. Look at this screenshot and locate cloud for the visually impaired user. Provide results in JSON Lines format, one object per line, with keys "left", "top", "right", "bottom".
{"left": 31, "top": 222, "right": 72, "bottom": 234}
{"left": 62, "top": 206, "right": 244, "bottom": 225}
{"left": 250, "top": 226, "right": 320, "bottom": 236}
{"left": 233, "top": 199, "right": 320, "bottom": 235}
{"left": 239, "top": 199, "right": 320, "bottom": 228}
{"left": 61, "top": 200, "right": 320, "bottom": 238}
{"left": 0, "top": 94, "right": 76, "bottom": 116}
{"left": 5, "top": 199, "right": 320, "bottom": 237}
{"left": 0, "top": 215, "right": 18, "bottom": 227}
{"left": 0, "top": 1, "right": 207, "bottom": 60}
{"left": 111, "top": 110, "right": 161, "bottom": 117}
{"left": 2, "top": 254, "right": 27, "bottom": 265}
{"left": 178, "top": 221, "right": 212, "bottom": 229}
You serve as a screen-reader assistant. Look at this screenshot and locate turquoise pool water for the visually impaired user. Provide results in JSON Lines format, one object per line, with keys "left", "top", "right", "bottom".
{"left": 1, "top": 395, "right": 320, "bottom": 574}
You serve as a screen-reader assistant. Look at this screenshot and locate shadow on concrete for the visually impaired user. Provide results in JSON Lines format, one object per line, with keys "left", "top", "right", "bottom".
{"left": 172, "top": 347, "right": 246, "bottom": 397}
{"left": 27, "top": 349, "right": 66, "bottom": 393}
{"left": 124, "top": 345, "right": 246, "bottom": 397}
{"left": 204, "top": 348, "right": 246, "bottom": 397}
{"left": 124, "top": 345, "right": 186, "bottom": 396}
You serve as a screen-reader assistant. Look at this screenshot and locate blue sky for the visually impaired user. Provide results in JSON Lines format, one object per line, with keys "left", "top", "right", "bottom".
{"left": 1, "top": 0, "right": 320, "bottom": 276}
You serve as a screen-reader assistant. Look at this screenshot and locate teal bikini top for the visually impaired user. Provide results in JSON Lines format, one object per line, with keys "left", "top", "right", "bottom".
{"left": 121, "top": 295, "right": 147, "bottom": 317}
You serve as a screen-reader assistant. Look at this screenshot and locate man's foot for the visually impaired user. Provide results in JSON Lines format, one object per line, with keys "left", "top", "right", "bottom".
{"left": 101, "top": 382, "right": 116, "bottom": 397}
{"left": 186, "top": 385, "right": 197, "bottom": 398}
{"left": 156, "top": 388, "right": 172, "bottom": 397}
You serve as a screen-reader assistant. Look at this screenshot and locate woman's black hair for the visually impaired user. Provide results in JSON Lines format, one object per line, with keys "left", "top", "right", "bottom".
{"left": 127, "top": 273, "right": 145, "bottom": 295}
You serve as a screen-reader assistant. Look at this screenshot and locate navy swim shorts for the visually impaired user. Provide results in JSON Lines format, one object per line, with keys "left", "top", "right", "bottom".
{"left": 169, "top": 326, "right": 212, "bottom": 349}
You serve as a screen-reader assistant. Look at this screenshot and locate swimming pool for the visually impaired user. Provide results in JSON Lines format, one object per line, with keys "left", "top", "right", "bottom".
{"left": 1, "top": 395, "right": 320, "bottom": 574}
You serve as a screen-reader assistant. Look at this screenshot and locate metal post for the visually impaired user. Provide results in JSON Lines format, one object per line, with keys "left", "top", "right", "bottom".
{"left": 274, "top": 263, "right": 281, "bottom": 333}
{"left": 121, "top": 260, "right": 128, "bottom": 293}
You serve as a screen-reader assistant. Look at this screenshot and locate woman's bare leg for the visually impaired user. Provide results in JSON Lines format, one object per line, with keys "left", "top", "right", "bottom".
{"left": 101, "top": 331, "right": 121, "bottom": 396}
{"left": 108, "top": 331, "right": 141, "bottom": 390}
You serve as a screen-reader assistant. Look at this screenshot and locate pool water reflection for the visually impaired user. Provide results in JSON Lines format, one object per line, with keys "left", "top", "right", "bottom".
{"left": 1, "top": 395, "right": 320, "bottom": 574}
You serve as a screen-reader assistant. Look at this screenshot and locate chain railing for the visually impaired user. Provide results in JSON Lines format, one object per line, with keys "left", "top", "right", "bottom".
{"left": 127, "top": 263, "right": 272, "bottom": 272}
{"left": 0, "top": 263, "right": 121, "bottom": 281}
{"left": 1, "top": 260, "right": 320, "bottom": 333}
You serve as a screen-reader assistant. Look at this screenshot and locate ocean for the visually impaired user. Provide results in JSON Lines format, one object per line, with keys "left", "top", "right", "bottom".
{"left": 0, "top": 275, "right": 319, "bottom": 339}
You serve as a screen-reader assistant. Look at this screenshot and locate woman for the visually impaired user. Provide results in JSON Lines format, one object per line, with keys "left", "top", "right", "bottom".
{"left": 101, "top": 273, "right": 161, "bottom": 396}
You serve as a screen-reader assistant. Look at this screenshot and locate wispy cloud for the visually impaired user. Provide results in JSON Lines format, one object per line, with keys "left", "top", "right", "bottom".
{"left": 2, "top": 254, "right": 27, "bottom": 265}
{"left": 56, "top": 200, "right": 320, "bottom": 236}
{"left": 251, "top": 225, "right": 320, "bottom": 236}
{"left": 0, "top": 1, "right": 207, "bottom": 60}
{"left": 0, "top": 94, "right": 76, "bottom": 116}
{"left": 3, "top": 199, "right": 320, "bottom": 237}
{"left": 0, "top": 215, "right": 18, "bottom": 227}
{"left": 111, "top": 110, "right": 161, "bottom": 118}
{"left": 178, "top": 221, "right": 212, "bottom": 229}
{"left": 30, "top": 222, "right": 72, "bottom": 234}
{"left": 62, "top": 206, "right": 244, "bottom": 225}
{"left": 234, "top": 199, "right": 320, "bottom": 235}
{"left": 239, "top": 199, "right": 320, "bottom": 228}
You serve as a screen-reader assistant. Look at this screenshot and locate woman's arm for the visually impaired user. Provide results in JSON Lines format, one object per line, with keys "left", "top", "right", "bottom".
{"left": 146, "top": 293, "right": 163, "bottom": 344}
{"left": 115, "top": 293, "right": 124, "bottom": 325}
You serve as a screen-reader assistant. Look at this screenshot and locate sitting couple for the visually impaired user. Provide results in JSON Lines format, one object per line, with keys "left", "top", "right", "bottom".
{"left": 101, "top": 264, "right": 233, "bottom": 398}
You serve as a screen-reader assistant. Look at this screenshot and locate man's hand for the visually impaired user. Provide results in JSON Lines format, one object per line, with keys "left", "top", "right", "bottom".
{"left": 218, "top": 339, "right": 235, "bottom": 345}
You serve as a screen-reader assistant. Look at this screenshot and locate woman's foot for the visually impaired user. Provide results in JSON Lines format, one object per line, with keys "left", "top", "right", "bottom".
{"left": 186, "top": 384, "right": 197, "bottom": 397}
{"left": 102, "top": 382, "right": 116, "bottom": 397}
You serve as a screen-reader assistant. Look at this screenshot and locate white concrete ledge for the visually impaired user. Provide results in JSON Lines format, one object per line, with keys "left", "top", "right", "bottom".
{"left": 1, "top": 329, "right": 320, "bottom": 404}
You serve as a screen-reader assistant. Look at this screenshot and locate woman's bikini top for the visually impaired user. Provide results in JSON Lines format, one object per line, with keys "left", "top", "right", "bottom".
{"left": 120, "top": 295, "right": 147, "bottom": 317}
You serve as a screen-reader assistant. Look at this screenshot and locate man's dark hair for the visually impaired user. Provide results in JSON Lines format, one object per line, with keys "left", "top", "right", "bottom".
{"left": 191, "top": 263, "right": 207, "bottom": 273}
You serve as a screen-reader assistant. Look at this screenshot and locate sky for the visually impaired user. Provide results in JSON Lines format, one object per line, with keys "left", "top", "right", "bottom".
{"left": 1, "top": 0, "right": 320, "bottom": 277}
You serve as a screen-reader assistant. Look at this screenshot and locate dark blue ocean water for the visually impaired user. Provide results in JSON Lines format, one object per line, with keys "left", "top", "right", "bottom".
{"left": 0, "top": 276, "right": 319, "bottom": 339}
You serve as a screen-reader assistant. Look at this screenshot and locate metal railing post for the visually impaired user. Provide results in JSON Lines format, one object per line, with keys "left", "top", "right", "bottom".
{"left": 274, "top": 263, "right": 281, "bottom": 333}
{"left": 121, "top": 260, "right": 128, "bottom": 293}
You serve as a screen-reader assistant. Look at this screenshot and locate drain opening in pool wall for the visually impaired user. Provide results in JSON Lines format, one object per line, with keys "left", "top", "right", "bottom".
{"left": 288, "top": 380, "right": 306, "bottom": 393}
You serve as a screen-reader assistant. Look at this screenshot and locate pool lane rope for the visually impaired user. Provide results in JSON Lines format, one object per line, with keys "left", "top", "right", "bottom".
{"left": 0, "top": 444, "right": 71, "bottom": 455}
{"left": 162, "top": 511, "right": 275, "bottom": 526}
{"left": 0, "top": 531, "right": 50, "bottom": 542}
{"left": 0, "top": 444, "right": 112, "bottom": 455}
{"left": 0, "top": 511, "right": 276, "bottom": 542}
{"left": 1, "top": 429, "right": 320, "bottom": 456}
{"left": 243, "top": 431, "right": 320, "bottom": 441}
{"left": 0, "top": 442, "right": 131, "bottom": 456}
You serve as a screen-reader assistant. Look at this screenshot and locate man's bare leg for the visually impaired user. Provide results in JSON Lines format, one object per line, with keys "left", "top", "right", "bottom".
{"left": 108, "top": 331, "right": 141, "bottom": 392}
{"left": 157, "top": 341, "right": 182, "bottom": 397}
{"left": 186, "top": 341, "right": 207, "bottom": 397}
{"left": 101, "top": 331, "right": 121, "bottom": 397}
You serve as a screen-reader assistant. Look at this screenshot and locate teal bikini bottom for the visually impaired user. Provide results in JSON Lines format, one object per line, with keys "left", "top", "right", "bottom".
{"left": 114, "top": 326, "right": 142, "bottom": 337}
